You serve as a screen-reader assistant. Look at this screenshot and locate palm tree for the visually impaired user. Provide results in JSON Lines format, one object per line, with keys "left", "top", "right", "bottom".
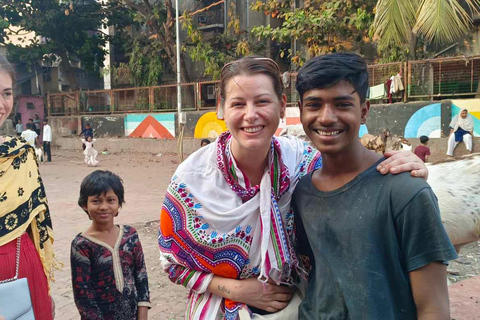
{"left": 373, "top": 0, "right": 480, "bottom": 58}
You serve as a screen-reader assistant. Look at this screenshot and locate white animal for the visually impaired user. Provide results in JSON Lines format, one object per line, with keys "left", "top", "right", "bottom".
{"left": 427, "top": 154, "right": 480, "bottom": 252}
{"left": 35, "top": 147, "right": 43, "bottom": 163}
{"left": 280, "top": 124, "right": 480, "bottom": 251}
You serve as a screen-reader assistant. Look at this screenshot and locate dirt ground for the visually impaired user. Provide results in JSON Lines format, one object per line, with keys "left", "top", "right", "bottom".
{"left": 40, "top": 149, "right": 480, "bottom": 320}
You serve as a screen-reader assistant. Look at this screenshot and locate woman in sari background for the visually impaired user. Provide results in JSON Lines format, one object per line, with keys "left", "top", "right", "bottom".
{"left": 447, "top": 108, "right": 475, "bottom": 156}
{"left": 158, "top": 57, "right": 428, "bottom": 320}
{"left": 0, "top": 54, "right": 56, "bottom": 320}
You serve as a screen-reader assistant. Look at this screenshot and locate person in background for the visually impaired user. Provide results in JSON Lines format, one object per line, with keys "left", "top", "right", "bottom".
{"left": 414, "top": 136, "right": 431, "bottom": 163}
{"left": 43, "top": 118, "right": 52, "bottom": 162}
{"left": 1, "top": 54, "right": 55, "bottom": 320}
{"left": 200, "top": 138, "right": 211, "bottom": 147}
{"left": 21, "top": 123, "right": 40, "bottom": 148}
{"left": 33, "top": 114, "right": 41, "bottom": 135}
{"left": 28, "top": 117, "right": 35, "bottom": 129}
{"left": 79, "top": 123, "right": 93, "bottom": 151}
{"left": 16, "top": 118, "right": 23, "bottom": 136}
{"left": 447, "top": 109, "right": 475, "bottom": 156}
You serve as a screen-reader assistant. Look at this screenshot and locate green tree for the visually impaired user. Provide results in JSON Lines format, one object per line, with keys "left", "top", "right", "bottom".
{"left": 0, "top": 0, "right": 111, "bottom": 89}
{"left": 373, "top": 0, "right": 480, "bottom": 60}
{"left": 250, "top": 0, "right": 376, "bottom": 67}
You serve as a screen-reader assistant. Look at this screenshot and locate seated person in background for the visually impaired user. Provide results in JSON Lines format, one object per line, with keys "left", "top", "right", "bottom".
{"left": 414, "top": 135, "right": 431, "bottom": 163}
{"left": 447, "top": 109, "right": 474, "bottom": 156}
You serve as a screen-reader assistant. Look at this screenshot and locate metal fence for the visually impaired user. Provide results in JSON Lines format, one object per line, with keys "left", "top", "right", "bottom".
{"left": 47, "top": 55, "right": 480, "bottom": 116}
{"left": 408, "top": 56, "right": 480, "bottom": 99}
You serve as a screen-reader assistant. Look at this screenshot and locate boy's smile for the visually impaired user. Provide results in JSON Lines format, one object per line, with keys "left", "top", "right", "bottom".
{"left": 299, "top": 81, "right": 369, "bottom": 155}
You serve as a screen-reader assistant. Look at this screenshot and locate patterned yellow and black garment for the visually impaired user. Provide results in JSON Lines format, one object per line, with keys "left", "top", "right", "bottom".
{"left": 0, "top": 136, "right": 55, "bottom": 283}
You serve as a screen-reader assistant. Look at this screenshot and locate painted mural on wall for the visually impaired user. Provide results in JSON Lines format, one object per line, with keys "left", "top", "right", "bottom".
{"left": 194, "top": 112, "right": 227, "bottom": 139}
{"left": 404, "top": 103, "right": 442, "bottom": 138}
{"left": 451, "top": 99, "right": 480, "bottom": 137}
{"left": 125, "top": 114, "right": 175, "bottom": 139}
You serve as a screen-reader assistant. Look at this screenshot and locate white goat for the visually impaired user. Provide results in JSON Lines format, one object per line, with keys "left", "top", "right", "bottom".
{"left": 280, "top": 124, "right": 480, "bottom": 251}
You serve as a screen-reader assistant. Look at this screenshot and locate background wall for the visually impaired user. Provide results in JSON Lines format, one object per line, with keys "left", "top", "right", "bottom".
{"left": 47, "top": 99, "right": 480, "bottom": 142}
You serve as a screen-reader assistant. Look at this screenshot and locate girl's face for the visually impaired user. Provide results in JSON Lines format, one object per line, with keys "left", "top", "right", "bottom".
{"left": 82, "top": 189, "right": 120, "bottom": 225}
{"left": 87, "top": 136, "right": 92, "bottom": 142}
{"left": 0, "top": 71, "right": 14, "bottom": 128}
{"left": 223, "top": 74, "right": 286, "bottom": 156}
{"left": 461, "top": 110, "right": 468, "bottom": 118}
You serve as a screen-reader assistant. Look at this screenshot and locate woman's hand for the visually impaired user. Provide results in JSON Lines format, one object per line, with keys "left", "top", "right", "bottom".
{"left": 378, "top": 150, "right": 428, "bottom": 180}
{"left": 234, "top": 278, "right": 294, "bottom": 313}
{"left": 207, "top": 276, "right": 294, "bottom": 313}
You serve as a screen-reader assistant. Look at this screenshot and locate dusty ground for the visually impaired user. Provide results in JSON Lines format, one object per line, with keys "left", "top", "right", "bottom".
{"left": 40, "top": 149, "right": 480, "bottom": 320}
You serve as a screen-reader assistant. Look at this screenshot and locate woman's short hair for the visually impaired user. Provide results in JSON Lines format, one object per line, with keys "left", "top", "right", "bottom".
{"left": 0, "top": 54, "right": 16, "bottom": 84}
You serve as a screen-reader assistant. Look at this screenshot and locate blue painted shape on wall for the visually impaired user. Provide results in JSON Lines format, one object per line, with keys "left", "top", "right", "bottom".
{"left": 404, "top": 103, "right": 441, "bottom": 138}
{"left": 451, "top": 105, "right": 480, "bottom": 137}
{"left": 359, "top": 124, "right": 369, "bottom": 137}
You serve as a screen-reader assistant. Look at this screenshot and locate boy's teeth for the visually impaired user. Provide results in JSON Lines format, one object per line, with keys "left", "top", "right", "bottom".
{"left": 317, "top": 130, "right": 339, "bottom": 136}
{"left": 244, "top": 126, "right": 263, "bottom": 133}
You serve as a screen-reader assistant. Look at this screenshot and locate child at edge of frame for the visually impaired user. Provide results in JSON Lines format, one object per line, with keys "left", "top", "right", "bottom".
{"left": 70, "top": 170, "right": 150, "bottom": 320}
{"left": 292, "top": 53, "right": 458, "bottom": 320}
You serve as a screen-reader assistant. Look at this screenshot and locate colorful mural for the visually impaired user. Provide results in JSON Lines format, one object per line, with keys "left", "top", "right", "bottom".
{"left": 451, "top": 99, "right": 480, "bottom": 137}
{"left": 194, "top": 112, "right": 227, "bottom": 139}
{"left": 125, "top": 114, "right": 175, "bottom": 139}
{"left": 404, "top": 103, "right": 442, "bottom": 138}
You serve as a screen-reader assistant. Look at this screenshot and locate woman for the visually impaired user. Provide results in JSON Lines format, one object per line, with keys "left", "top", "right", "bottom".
{"left": 0, "top": 54, "right": 55, "bottom": 320}
{"left": 158, "top": 57, "right": 427, "bottom": 320}
{"left": 447, "top": 108, "right": 475, "bottom": 156}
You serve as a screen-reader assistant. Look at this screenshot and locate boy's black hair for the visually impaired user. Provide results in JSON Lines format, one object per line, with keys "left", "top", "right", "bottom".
{"left": 86, "top": 123, "right": 91, "bottom": 127}
{"left": 43, "top": 118, "right": 48, "bottom": 123}
{"left": 296, "top": 53, "right": 369, "bottom": 104}
{"left": 78, "top": 170, "right": 125, "bottom": 213}
{"left": 420, "top": 135, "right": 429, "bottom": 144}
{"left": 200, "top": 138, "right": 211, "bottom": 145}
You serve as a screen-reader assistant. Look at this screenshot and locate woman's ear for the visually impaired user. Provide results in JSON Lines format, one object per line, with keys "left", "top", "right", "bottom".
{"left": 217, "top": 95, "right": 224, "bottom": 120}
{"left": 280, "top": 94, "right": 287, "bottom": 119}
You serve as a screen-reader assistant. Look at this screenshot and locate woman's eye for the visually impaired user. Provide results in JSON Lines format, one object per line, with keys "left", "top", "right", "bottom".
{"left": 258, "top": 99, "right": 269, "bottom": 104}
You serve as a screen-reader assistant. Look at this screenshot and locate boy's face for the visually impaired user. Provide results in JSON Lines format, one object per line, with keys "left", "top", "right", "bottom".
{"left": 299, "top": 80, "right": 369, "bottom": 155}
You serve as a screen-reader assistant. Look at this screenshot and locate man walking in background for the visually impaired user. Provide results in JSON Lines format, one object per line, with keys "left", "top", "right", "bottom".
{"left": 43, "top": 118, "right": 52, "bottom": 162}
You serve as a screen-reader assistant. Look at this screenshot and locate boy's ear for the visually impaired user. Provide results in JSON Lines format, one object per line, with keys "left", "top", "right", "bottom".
{"left": 298, "top": 100, "right": 303, "bottom": 115}
{"left": 360, "top": 100, "right": 370, "bottom": 124}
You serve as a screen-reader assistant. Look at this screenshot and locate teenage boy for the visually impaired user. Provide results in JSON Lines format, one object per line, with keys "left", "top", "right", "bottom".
{"left": 414, "top": 135, "right": 431, "bottom": 163}
{"left": 293, "top": 53, "right": 457, "bottom": 320}
{"left": 42, "top": 118, "right": 52, "bottom": 162}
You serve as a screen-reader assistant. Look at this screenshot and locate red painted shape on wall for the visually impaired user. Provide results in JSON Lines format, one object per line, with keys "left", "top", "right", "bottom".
{"left": 129, "top": 115, "right": 174, "bottom": 139}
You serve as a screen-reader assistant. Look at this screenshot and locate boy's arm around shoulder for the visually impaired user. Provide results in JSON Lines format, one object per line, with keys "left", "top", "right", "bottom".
{"left": 409, "top": 262, "right": 450, "bottom": 320}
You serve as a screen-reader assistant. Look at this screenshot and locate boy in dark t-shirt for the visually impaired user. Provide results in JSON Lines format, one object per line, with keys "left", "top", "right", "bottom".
{"left": 292, "top": 53, "right": 457, "bottom": 320}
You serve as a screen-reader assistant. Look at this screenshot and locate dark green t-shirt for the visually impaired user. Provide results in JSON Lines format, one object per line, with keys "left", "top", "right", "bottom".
{"left": 293, "top": 159, "right": 457, "bottom": 320}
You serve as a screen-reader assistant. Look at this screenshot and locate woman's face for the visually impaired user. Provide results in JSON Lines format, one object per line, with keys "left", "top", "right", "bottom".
{"left": 0, "top": 71, "right": 14, "bottom": 128}
{"left": 461, "top": 110, "right": 468, "bottom": 118}
{"left": 222, "top": 74, "right": 286, "bottom": 155}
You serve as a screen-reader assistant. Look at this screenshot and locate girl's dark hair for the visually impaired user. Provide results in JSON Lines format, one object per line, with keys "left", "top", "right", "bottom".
{"left": 219, "top": 56, "right": 284, "bottom": 106}
{"left": 296, "top": 53, "right": 369, "bottom": 104}
{"left": 0, "top": 54, "right": 16, "bottom": 84}
{"left": 78, "top": 170, "right": 125, "bottom": 212}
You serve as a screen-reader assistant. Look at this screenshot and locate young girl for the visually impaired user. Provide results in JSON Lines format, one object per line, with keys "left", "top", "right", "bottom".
{"left": 71, "top": 170, "right": 150, "bottom": 320}
{"left": 81, "top": 136, "right": 99, "bottom": 166}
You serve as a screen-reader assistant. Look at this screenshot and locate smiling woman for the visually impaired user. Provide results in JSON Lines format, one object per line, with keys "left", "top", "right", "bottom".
{"left": 0, "top": 54, "right": 55, "bottom": 320}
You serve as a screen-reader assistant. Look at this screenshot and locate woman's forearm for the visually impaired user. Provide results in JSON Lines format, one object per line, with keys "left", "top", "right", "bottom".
{"left": 207, "top": 275, "right": 241, "bottom": 301}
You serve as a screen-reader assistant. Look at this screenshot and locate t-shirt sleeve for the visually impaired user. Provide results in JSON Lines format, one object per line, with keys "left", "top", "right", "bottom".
{"left": 394, "top": 187, "right": 458, "bottom": 272}
{"left": 426, "top": 148, "right": 431, "bottom": 156}
{"left": 294, "top": 203, "right": 314, "bottom": 271}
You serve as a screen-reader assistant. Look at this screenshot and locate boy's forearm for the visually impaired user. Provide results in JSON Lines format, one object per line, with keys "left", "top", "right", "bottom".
{"left": 137, "top": 306, "right": 148, "bottom": 320}
{"left": 418, "top": 310, "right": 449, "bottom": 320}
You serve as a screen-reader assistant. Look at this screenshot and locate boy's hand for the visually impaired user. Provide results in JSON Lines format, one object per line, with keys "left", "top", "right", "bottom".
{"left": 234, "top": 278, "right": 294, "bottom": 313}
{"left": 378, "top": 151, "right": 428, "bottom": 180}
